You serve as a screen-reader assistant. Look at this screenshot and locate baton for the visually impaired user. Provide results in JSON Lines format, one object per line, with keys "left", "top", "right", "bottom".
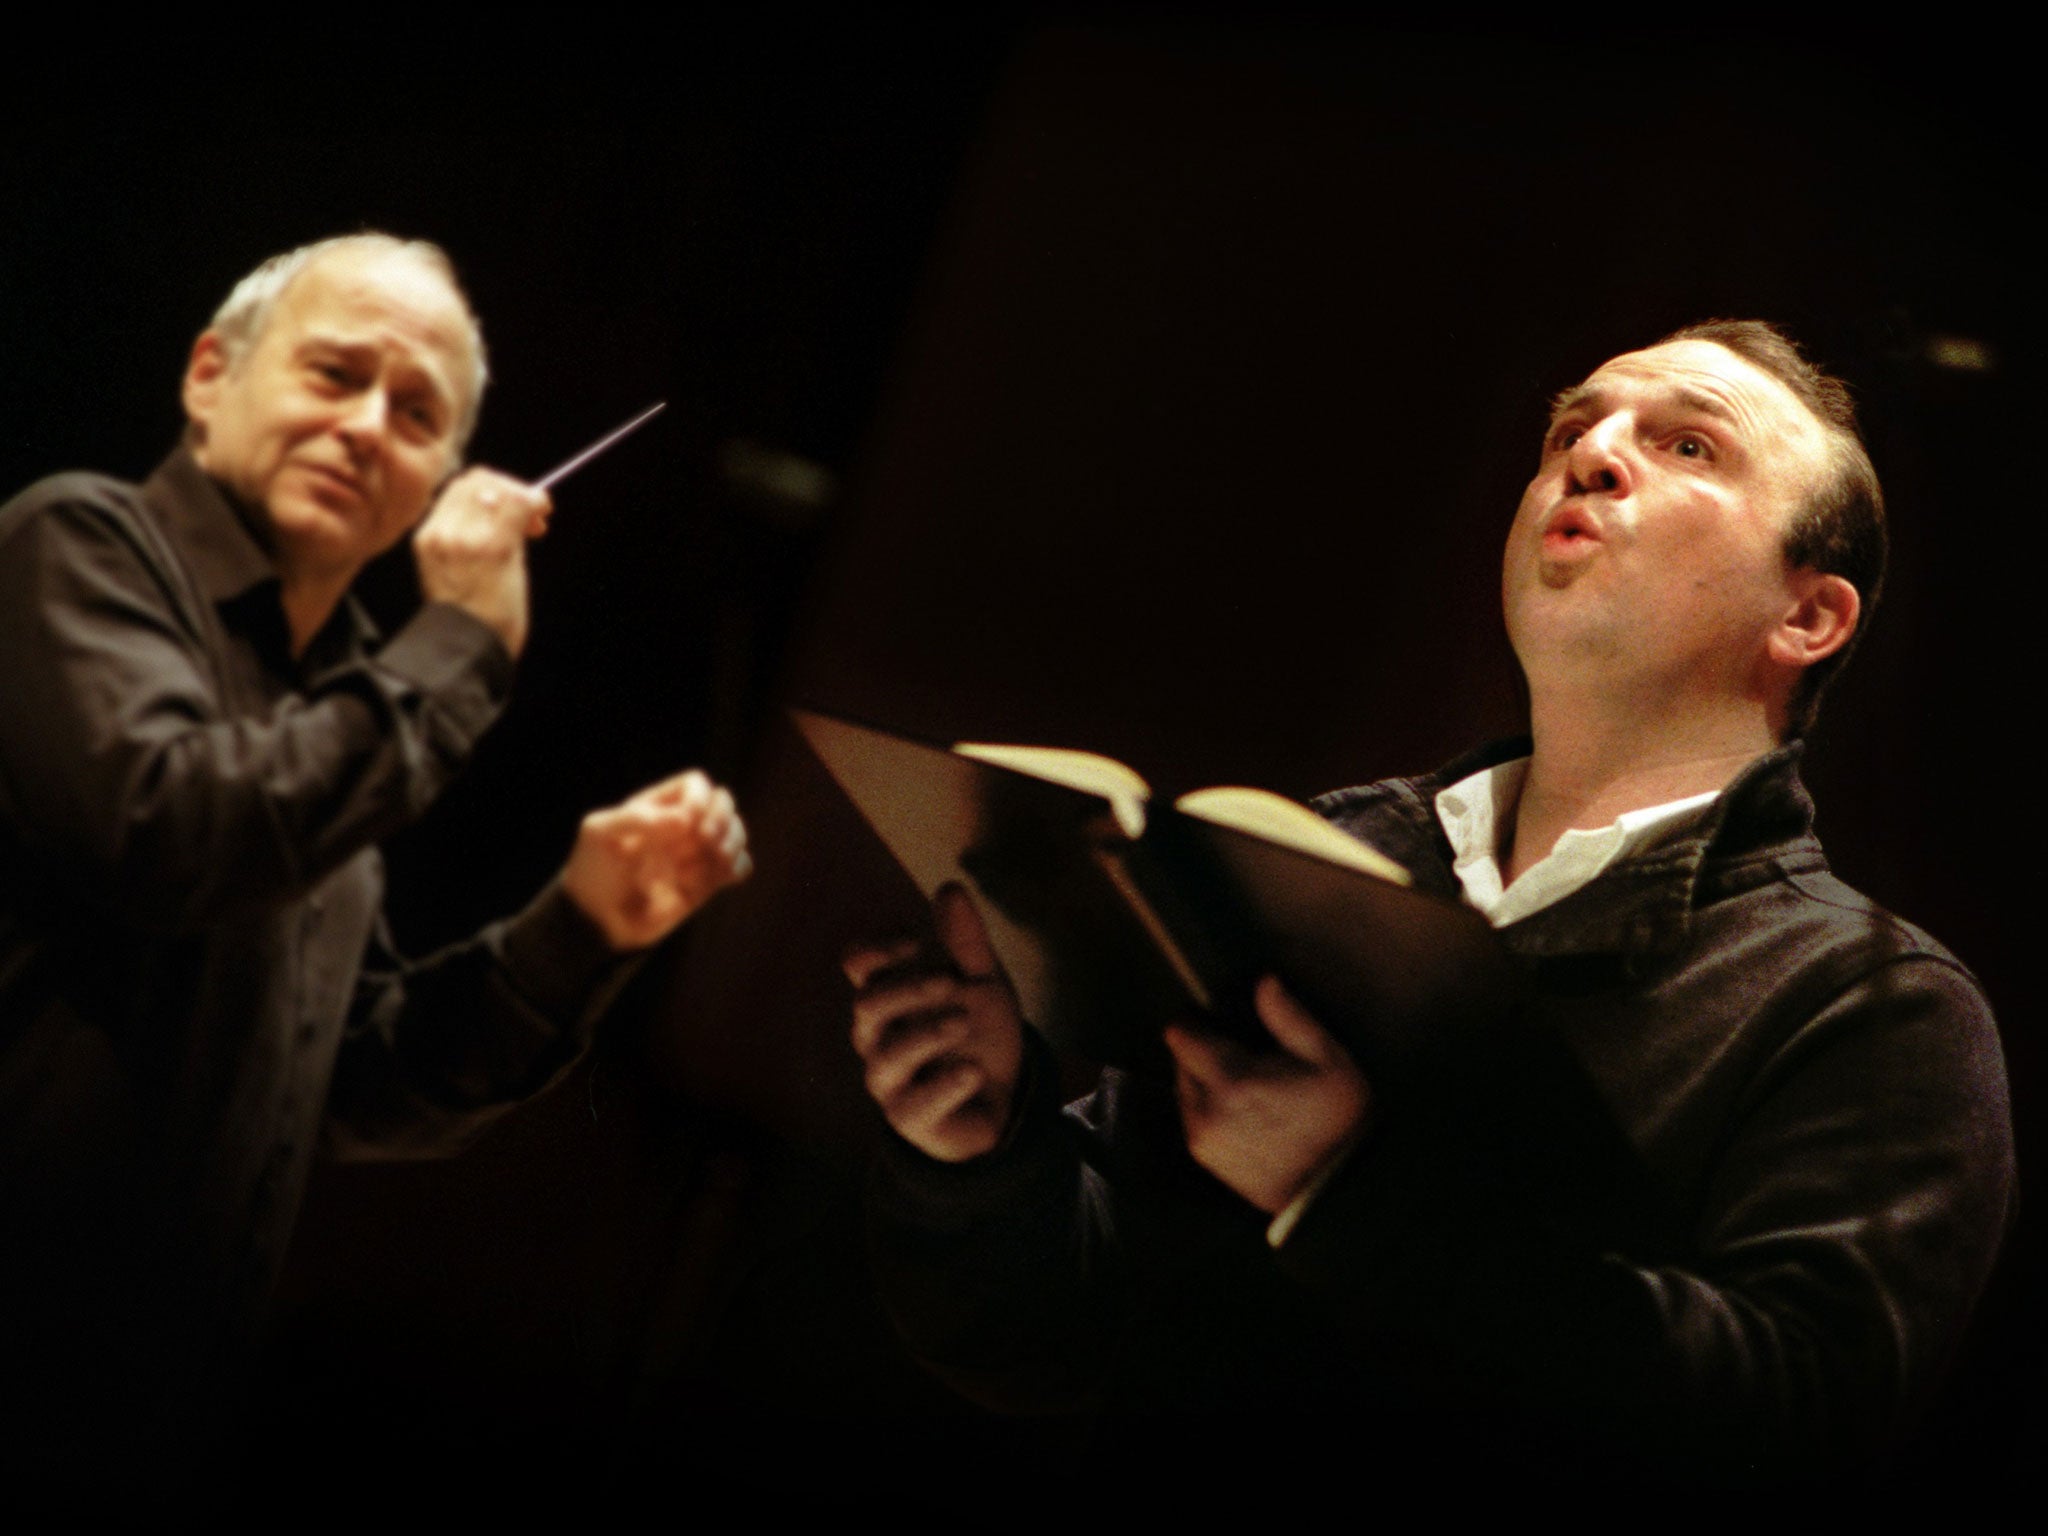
{"left": 534, "top": 401, "right": 668, "bottom": 491}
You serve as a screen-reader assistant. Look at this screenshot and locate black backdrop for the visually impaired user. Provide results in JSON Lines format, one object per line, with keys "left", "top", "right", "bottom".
{"left": 4, "top": 15, "right": 2039, "bottom": 1515}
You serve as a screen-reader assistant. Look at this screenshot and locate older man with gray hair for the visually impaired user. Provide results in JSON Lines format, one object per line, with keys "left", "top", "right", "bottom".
{"left": 0, "top": 233, "right": 750, "bottom": 1508}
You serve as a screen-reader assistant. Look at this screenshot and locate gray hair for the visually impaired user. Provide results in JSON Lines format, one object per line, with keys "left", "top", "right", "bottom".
{"left": 206, "top": 233, "right": 490, "bottom": 451}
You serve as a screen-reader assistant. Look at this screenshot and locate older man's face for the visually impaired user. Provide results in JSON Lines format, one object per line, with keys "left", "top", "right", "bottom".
{"left": 182, "top": 248, "right": 476, "bottom": 588}
{"left": 1502, "top": 339, "right": 1834, "bottom": 707}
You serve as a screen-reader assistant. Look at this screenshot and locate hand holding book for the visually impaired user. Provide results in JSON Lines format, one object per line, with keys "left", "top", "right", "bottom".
{"left": 1166, "top": 975, "right": 1373, "bottom": 1215}
{"left": 845, "top": 883, "right": 1027, "bottom": 1162}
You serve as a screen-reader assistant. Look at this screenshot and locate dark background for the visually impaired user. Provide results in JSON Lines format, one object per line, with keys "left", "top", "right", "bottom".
{"left": 4, "top": 14, "right": 2039, "bottom": 1514}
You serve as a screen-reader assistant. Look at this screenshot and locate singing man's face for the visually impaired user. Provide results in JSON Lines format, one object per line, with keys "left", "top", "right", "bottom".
{"left": 1501, "top": 338, "right": 1834, "bottom": 708}
{"left": 182, "top": 248, "right": 476, "bottom": 587}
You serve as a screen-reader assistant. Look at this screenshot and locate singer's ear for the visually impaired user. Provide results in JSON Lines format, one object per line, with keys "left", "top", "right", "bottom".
{"left": 1766, "top": 569, "right": 1859, "bottom": 670}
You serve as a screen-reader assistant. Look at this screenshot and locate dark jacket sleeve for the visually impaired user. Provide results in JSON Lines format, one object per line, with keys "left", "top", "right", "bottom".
{"left": 320, "top": 878, "right": 641, "bottom": 1160}
{"left": 0, "top": 483, "right": 510, "bottom": 930}
{"left": 1274, "top": 951, "right": 2016, "bottom": 1480}
{"left": 865, "top": 1037, "right": 1129, "bottom": 1412}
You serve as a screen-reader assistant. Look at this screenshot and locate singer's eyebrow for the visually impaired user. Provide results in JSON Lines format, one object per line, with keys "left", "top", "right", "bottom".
{"left": 1546, "top": 383, "right": 1738, "bottom": 429}
{"left": 1547, "top": 384, "right": 1605, "bottom": 428}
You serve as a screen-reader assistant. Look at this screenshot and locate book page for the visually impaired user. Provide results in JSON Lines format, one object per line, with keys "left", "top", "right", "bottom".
{"left": 1174, "top": 785, "right": 1411, "bottom": 885}
{"left": 795, "top": 712, "right": 1145, "bottom": 1039}
{"left": 953, "top": 743, "right": 1151, "bottom": 838}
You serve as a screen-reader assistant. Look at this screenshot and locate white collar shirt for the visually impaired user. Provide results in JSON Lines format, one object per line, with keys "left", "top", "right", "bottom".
{"left": 1434, "top": 756, "right": 1720, "bottom": 929}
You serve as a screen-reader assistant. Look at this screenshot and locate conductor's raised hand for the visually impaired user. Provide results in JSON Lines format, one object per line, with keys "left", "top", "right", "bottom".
{"left": 560, "top": 770, "right": 752, "bottom": 952}
{"left": 845, "top": 883, "right": 1026, "bottom": 1164}
{"left": 413, "top": 466, "right": 553, "bottom": 657}
{"left": 1165, "top": 976, "right": 1373, "bottom": 1214}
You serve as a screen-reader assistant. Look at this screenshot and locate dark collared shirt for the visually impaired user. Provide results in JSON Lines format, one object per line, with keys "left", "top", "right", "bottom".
{"left": 0, "top": 449, "right": 623, "bottom": 1480}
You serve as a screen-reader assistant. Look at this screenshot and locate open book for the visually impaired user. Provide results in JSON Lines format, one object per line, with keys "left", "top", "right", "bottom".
{"left": 794, "top": 709, "right": 1512, "bottom": 1069}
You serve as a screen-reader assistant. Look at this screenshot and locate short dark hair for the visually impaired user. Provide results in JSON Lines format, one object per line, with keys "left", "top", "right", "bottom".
{"left": 1656, "top": 319, "right": 1886, "bottom": 738}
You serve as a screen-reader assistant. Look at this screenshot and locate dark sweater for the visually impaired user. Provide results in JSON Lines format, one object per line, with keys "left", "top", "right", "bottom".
{"left": 867, "top": 741, "right": 2016, "bottom": 1488}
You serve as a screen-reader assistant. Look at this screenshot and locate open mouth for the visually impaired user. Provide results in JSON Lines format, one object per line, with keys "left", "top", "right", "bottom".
{"left": 1543, "top": 504, "right": 1601, "bottom": 545}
